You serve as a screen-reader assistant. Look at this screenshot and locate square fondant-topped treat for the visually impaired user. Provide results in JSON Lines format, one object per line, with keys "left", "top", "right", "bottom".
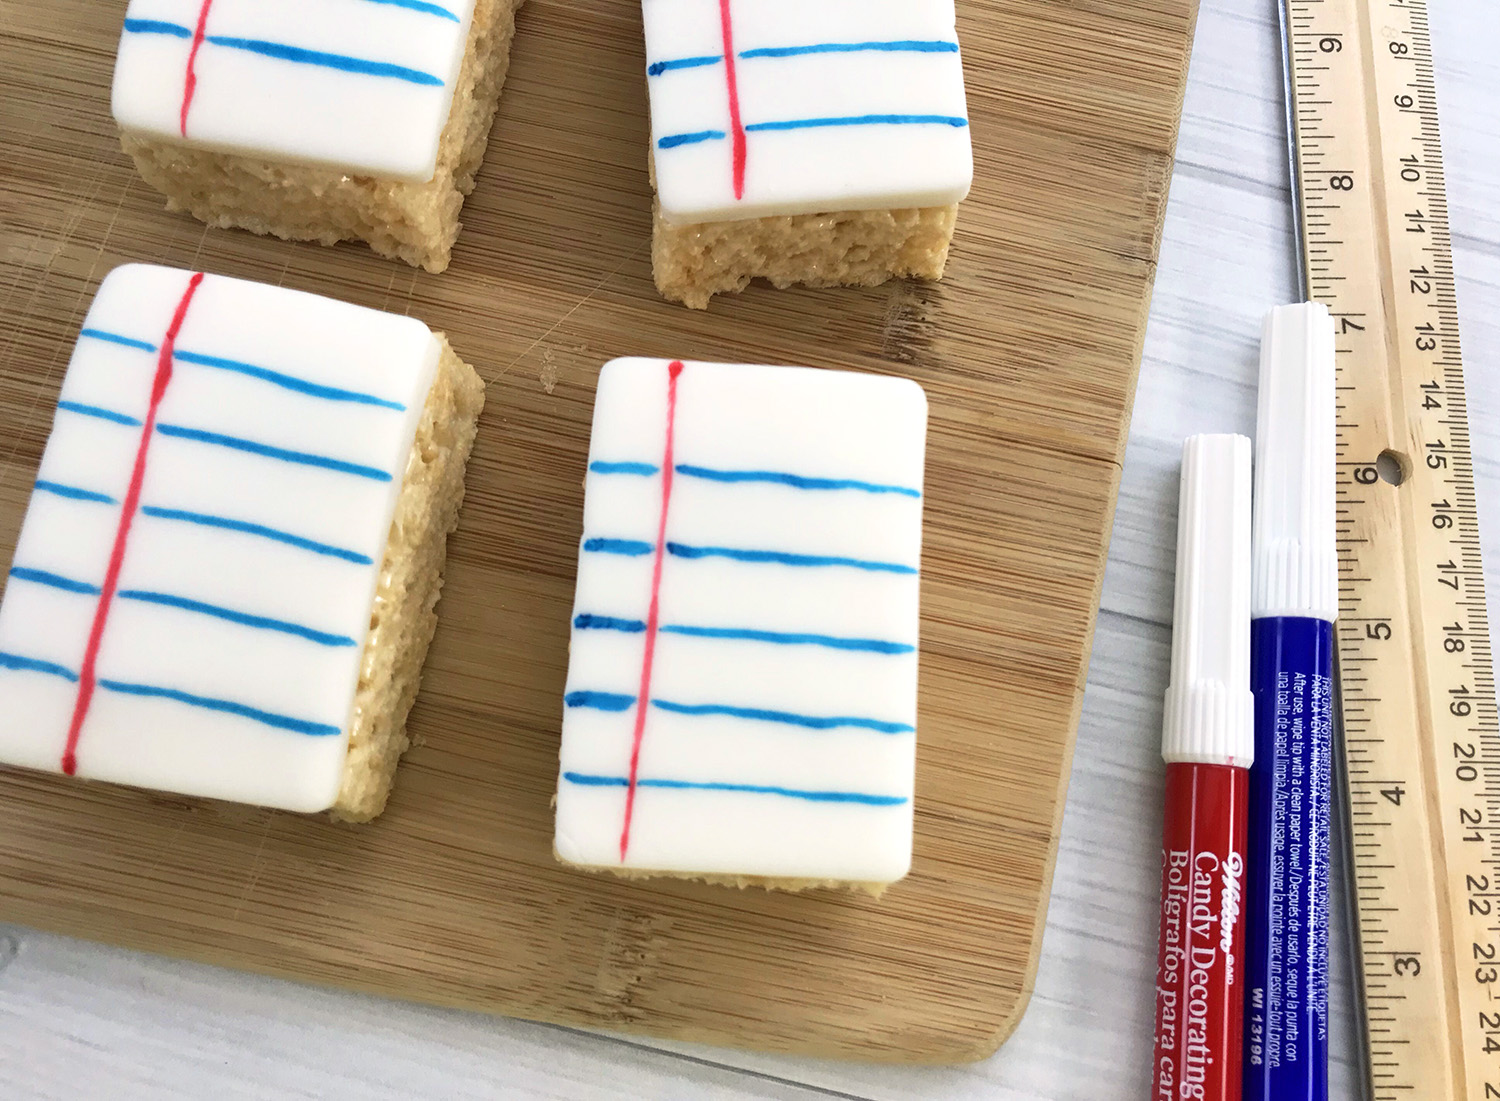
{"left": 642, "top": 0, "right": 973, "bottom": 308}
{"left": 0, "top": 264, "right": 485, "bottom": 819}
{"left": 112, "top": 0, "right": 525, "bottom": 272}
{"left": 556, "top": 358, "right": 927, "bottom": 891}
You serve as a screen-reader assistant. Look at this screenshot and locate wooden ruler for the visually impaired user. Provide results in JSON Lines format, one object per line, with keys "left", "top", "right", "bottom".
{"left": 1285, "top": 1, "right": 1498, "bottom": 1096}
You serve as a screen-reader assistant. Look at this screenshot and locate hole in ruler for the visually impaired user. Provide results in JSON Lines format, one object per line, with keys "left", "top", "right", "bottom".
{"left": 1377, "top": 450, "right": 1409, "bottom": 486}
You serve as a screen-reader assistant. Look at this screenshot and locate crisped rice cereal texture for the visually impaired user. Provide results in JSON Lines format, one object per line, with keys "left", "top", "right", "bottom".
{"left": 554, "top": 846, "right": 893, "bottom": 897}
{"left": 119, "top": 0, "right": 524, "bottom": 274}
{"left": 332, "top": 335, "right": 485, "bottom": 822}
{"left": 651, "top": 202, "right": 958, "bottom": 310}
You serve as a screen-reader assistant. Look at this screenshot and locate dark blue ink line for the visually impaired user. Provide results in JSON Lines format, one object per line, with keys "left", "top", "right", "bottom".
{"left": 666, "top": 542, "right": 917, "bottom": 574}
{"left": 660, "top": 624, "right": 915, "bottom": 654}
{"left": 0, "top": 651, "right": 79, "bottom": 682}
{"left": 574, "top": 613, "right": 647, "bottom": 633}
{"left": 745, "top": 114, "right": 968, "bottom": 133}
{"left": 589, "top": 461, "right": 659, "bottom": 476}
{"left": 32, "top": 480, "right": 116, "bottom": 505}
{"left": 657, "top": 129, "right": 726, "bottom": 150}
{"left": 647, "top": 54, "right": 721, "bottom": 76}
{"left": 174, "top": 350, "right": 406, "bottom": 410}
{"left": 652, "top": 699, "right": 914, "bottom": 734}
{"left": 562, "top": 771, "right": 907, "bottom": 806}
{"left": 361, "top": 0, "right": 460, "bottom": 22}
{"left": 676, "top": 464, "right": 921, "bottom": 498}
{"left": 583, "top": 537, "right": 654, "bottom": 557}
{"left": 8, "top": 567, "right": 100, "bottom": 595}
{"left": 155, "top": 423, "right": 392, "bottom": 482}
{"left": 98, "top": 678, "right": 342, "bottom": 737}
{"left": 117, "top": 589, "right": 359, "bottom": 648}
{"left": 56, "top": 400, "right": 142, "bottom": 427}
{"left": 564, "top": 690, "right": 637, "bottom": 712}
{"left": 740, "top": 40, "right": 959, "bottom": 60}
{"left": 121, "top": 18, "right": 191, "bottom": 39}
{"left": 204, "top": 35, "right": 444, "bottom": 86}
{"left": 141, "top": 506, "right": 373, "bottom": 565}
{"left": 79, "top": 328, "right": 157, "bottom": 352}
{"left": 574, "top": 613, "right": 914, "bottom": 654}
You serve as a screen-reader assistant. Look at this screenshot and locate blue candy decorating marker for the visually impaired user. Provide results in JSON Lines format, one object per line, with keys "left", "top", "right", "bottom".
{"left": 1242, "top": 303, "right": 1338, "bottom": 1101}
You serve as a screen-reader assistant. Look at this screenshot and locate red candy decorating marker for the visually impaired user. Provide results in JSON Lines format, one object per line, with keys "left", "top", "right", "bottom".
{"left": 1152, "top": 434, "right": 1254, "bottom": 1101}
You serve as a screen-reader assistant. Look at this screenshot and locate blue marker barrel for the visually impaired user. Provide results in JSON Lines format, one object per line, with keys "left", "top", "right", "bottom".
{"left": 1243, "top": 615, "right": 1334, "bottom": 1101}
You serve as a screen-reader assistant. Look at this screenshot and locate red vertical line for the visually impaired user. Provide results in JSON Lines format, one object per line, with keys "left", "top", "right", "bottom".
{"left": 180, "top": 0, "right": 215, "bottom": 137}
{"left": 62, "top": 272, "right": 205, "bottom": 776}
{"left": 717, "top": 0, "right": 747, "bottom": 199}
{"left": 619, "top": 360, "right": 684, "bottom": 861}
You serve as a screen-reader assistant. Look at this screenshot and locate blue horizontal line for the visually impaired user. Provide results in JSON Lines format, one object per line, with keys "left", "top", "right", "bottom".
{"left": 205, "top": 35, "right": 444, "bottom": 86}
{"left": 589, "top": 461, "right": 659, "bottom": 476}
{"left": 118, "top": 589, "right": 359, "bottom": 648}
{"left": 0, "top": 649, "right": 341, "bottom": 735}
{"left": 156, "top": 423, "right": 392, "bottom": 482}
{"left": 660, "top": 624, "right": 914, "bottom": 654}
{"left": 57, "top": 400, "right": 142, "bottom": 427}
{"left": 173, "top": 350, "right": 405, "bottom": 410}
{"left": 740, "top": 40, "right": 959, "bottom": 60}
{"left": 676, "top": 464, "right": 920, "bottom": 498}
{"left": 666, "top": 542, "right": 916, "bottom": 574}
{"left": 9, "top": 565, "right": 363, "bottom": 645}
{"left": 564, "top": 690, "right": 637, "bottom": 712}
{"left": 75, "top": 329, "right": 405, "bottom": 409}
{"left": 574, "top": 613, "right": 647, "bottom": 633}
{"left": 657, "top": 129, "right": 726, "bottom": 150}
{"left": 122, "top": 20, "right": 443, "bottom": 85}
{"left": 574, "top": 613, "right": 912, "bottom": 654}
{"left": 647, "top": 54, "right": 721, "bottom": 76}
{"left": 745, "top": 114, "right": 968, "bottom": 133}
{"left": 649, "top": 40, "right": 958, "bottom": 79}
{"left": 361, "top": 0, "right": 460, "bottom": 21}
{"left": 9, "top": 567, "right": 100, "bottom": 595}
{"left": 0, "top": 651, "right": 79, "bottom": 682}
{"left": 583, "top": 537, "right": 654, "bottom": 557}
{"left": 32, "top": 480, "right": 116, "bottom": 504}
{"left": 562, "top": 771, "right": 906, "bottom": 806}
{"left": 80, "top": 327, "right": 157, "bottom": 352}
{"left": 141, "top": 506, "right": 373, "bottom": 564}
{"left": 98, "top": 678, "right": 342, "bottom": 737}
{"left": 652, "top": 699, "right": 914, "bottom": 734}
{"left": 121, "top": 18, "right": 191, "bottom": 39}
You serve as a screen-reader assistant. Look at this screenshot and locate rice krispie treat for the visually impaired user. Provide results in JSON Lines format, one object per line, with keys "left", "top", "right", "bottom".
{"left": 641, "top": 0, "right": 973, "bottom": 308}
{"left": 0, "top": 264, "right": 485, "bottom": 820}
{"left": 555, "top": 358, "right": 927, "bottom": 891}
{"left": 112, "top": 0, "right": 525, "bottom": 273}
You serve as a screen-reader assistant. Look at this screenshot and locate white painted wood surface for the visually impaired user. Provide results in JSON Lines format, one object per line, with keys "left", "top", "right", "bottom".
{"left": 2, "top": 2, "right": 1496, "bottom": 1096}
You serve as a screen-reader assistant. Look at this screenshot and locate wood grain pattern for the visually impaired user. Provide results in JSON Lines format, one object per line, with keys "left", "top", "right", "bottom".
{"left": 0, "top": 0, "right": 1196, "bottom": 1063}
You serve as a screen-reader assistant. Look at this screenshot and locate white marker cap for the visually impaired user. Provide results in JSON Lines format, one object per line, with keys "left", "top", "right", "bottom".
{"left": 1162, "top": 434, "right": 1255, "bottom": 767}
{"left": 1253, "top": 302, "right": 1338, "bottom": 622}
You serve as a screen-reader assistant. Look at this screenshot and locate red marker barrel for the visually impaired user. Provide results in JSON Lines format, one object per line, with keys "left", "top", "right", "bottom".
{"left": 1153, "top": 762, "right": 1250, "bottom": 1101}
{"left": 1154, "top": 435, "right": 1254, "bottom": 1101}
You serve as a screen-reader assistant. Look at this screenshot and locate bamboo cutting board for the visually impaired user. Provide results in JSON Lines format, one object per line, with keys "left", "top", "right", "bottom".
{"left": 0, "top": 0, "right": 1196, "bottom": 1063}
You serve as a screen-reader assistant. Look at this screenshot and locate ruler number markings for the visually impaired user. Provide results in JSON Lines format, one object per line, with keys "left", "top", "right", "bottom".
{"left": 1289, "top": 0, "right": 1497, "bottom": 1097}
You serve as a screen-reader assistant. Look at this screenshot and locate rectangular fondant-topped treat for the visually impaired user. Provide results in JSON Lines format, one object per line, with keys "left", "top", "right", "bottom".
{"left": 642, "top": 0, "right": 973, "bottom": 307}
{"left": 112, "top": 0, "right": 525, "bottom": 272}
{"left": 0, "top": 264, "right": 485, "bottom": 819}
{"left": 556, "top": 357, "right": 926, "bottom": 891}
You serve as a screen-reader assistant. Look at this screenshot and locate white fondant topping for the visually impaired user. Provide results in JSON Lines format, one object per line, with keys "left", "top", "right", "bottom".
{"left": 556, "top": 357, "right": 927, "bottom": 884}
{"left": 0, "top": 263, "right": 440, "bottom": 813}
{"left": 643, "top": 0, "right": 973, "bottom": 223}
{"left": 112, "top": 0, "right": 476, "bottom": 182}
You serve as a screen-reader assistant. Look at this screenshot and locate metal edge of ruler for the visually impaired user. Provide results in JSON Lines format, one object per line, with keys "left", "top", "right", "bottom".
{"left": 1284, "top": 1, "right": 1498, "bottom": 1098}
